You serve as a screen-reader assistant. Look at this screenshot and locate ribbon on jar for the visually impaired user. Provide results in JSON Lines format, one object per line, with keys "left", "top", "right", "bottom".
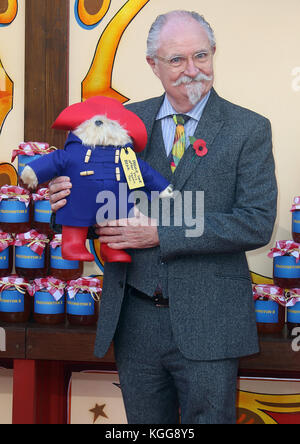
{"left": 32, "top": 188, "right": 50, "bottom": 202}
{"left": 31, "top": 277, "right": 66, "bottom": 301}
{"left": 0, "top": 232, "right": 14, "bottom": 253}
{"left": 285, "top": 288, "right": 300, "bottom": 307}
{"left": 67, "top": 277, "right": 102, "bottom": 302}
{"left": 252, "top": 284, "right": 286, "bottom": 306}
{"left": 0, "top": 185, "right": 31, "bottom": 207}
{"left": 11, "top": 142, "right": 57, "bottom": 162}
{"left": 15, "top": 230, "right": 49, "bottom": 256}
{"left": 50, "top": 234, "right": 62, "bottom": 249}
{"left": 291, "top": 197, "right": 300, "bottom": 212}
{"left": 268, "top": 240, "right": 300, "bottom": 263}
{"left": 0, "top": 276, "right": 32, "bottom": 294}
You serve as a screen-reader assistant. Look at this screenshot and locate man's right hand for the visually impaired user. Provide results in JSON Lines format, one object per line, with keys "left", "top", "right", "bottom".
{"left": 48, "top": 176, "right": 72, "bottom": 212}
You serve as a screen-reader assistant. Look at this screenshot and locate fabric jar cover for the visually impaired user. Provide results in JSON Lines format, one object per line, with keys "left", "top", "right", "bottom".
{"left": 30, "top": 277, "right": 66, "bottom": 301}
{"left": 0, "top": 232, "right": 14, "bottom": 253}
{"left": 11, "top": 142, "right": 56, "bottom": 162}
{"left": 268, "top": 240, "right": 300, "bottom": 263}
{"left": 285, "top": 288, "right": 300, "bottom": 307}
{"left": 291, "top": 197, "right": 300, "bottom": 212}
{"left": 32, "top": 188, "right": 50, "bottom": 202}
{"left": 66, "top": 277, "right": 102, "bottom": 301}
{"left": 252, "top": 284, "right": 286, "bottom": 306}
{"left": 0, "top": 185, "right": 31, "bottom": 207}
{"left": 50, "top": 234, "right": 62, "bottom": 249}
{"left": 14, "top": 229, "right": 49, "bottom": 256}
{"left": 0, "top": 275, "right": 32, "bottom": 294}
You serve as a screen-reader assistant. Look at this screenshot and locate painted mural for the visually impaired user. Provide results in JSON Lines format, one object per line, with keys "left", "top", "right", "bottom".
{"left": 0, "top": 0, "right": 18, "bottom": 187}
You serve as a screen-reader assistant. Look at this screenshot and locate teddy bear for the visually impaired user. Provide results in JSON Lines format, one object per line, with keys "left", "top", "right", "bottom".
{"left": 21, "top": 96, "right": 173, "bottom": 263}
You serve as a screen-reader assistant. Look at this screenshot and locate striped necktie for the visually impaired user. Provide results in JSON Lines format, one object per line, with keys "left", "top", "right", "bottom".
{"left": 170, "top": 114, "right": 190, "bottom": 173}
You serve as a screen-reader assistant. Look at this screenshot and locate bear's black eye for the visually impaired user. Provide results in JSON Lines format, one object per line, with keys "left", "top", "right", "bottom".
{"left": 95, "top": 120, "right": 103, "bottom": 127}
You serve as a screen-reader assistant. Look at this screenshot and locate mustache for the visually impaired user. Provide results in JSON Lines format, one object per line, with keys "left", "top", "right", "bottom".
{"left": 173, "top": 73, "right": 213, "bottom": 87}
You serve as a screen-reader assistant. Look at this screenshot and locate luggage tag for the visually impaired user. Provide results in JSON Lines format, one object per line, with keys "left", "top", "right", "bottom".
{"left": 120, "top": 147, "right": 145, "bottom": 190}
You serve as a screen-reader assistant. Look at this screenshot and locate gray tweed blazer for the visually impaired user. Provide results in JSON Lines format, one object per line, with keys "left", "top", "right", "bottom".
{"left": 94, "top": 88, "right": 277, "bottom": 361}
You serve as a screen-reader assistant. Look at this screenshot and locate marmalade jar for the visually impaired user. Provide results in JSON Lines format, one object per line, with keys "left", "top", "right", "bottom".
{"left": 0, "top": 276, "right": 32, "bottom": 323}
{"left": 50, "top": 235, "right": 83, "bottom": 281}
{"left": 15, "top": 230, "right": 50, "bottom": 279}
{"left": 0, "top": 232, "right": 14, "bottom": 277}
{"left": 11, "top": 142, "right": 57, "bottom": 190}
{"left": 268, "top": 241, "right": 300, "bottom": 288}
{"left": 292, "top": 211, "right": 300, "bottom": 243}
{"left": 291, "top": 197, "right": 300, "bottom": 243}
{"left": 32, "top": 277, "right": 66, "bottom": 325}
{"left": 253, "top": 285, "right": 286, "bottom": 334}
{"left": 32, "top": 188, "right": 54, "bottom": 237}
{"left": 0, "top": 185, "right": 32, "bottom": 234}
{"left": 66, "top": 277, "right": 102, "bottom": 326}
{"left": 286, "top": 289, "right": 300, "bottom": 332}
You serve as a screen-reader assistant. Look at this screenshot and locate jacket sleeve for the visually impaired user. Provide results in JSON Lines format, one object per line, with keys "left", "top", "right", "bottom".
{"left": 158, "top": 118, "right": 278, "bottom": 260}
{"left": 27, "top": 149, "right": 70, "bottom": 185}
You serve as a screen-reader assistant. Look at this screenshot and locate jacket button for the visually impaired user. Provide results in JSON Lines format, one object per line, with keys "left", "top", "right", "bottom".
{"left": 118, "top": 281, "right": 124, "bottom": 289}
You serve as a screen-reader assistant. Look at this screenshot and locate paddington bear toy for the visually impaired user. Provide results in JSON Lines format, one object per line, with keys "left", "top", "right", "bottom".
{"left": 21, "top": 96, "right": 172, "bottom": 263}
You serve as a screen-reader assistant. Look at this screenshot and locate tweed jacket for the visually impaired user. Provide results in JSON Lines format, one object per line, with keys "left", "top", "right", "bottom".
{"left": 94, "top": 88, "right": 277, "bottom": 361}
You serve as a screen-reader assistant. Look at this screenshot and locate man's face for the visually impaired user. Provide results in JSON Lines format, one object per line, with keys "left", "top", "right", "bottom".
{"left": 147, "top": 18, "right": 215, "bottom": 112}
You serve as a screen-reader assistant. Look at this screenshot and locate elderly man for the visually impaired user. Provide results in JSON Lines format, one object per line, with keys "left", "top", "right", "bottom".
{"left": 50, "top": 10, "right": 277, "bottom": 424}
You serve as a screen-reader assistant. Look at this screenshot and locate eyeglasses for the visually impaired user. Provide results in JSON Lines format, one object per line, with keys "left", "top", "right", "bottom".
{"left": 155, "top": 50, "right": 212, "bottom": 71}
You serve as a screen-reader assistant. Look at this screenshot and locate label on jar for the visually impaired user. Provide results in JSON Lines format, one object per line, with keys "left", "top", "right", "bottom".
{"left": 34, "top": 200, "right": 52, "bottom": 223}
{"left": 34, "top": 291, "right": 65, "bottom": 315}
{"left": 0, "top": 248, "right": 9, "bottom": 269}
{"left": 287, "top": 302, "right": 300, "bottom": 324}
{"left": 15, "top": 245, "right": 45, "bottom": 269}
{"left": 0, "top": 200, "right": 30, "bottom": 223}
{"left": 66, "top": 293, "right": 95, "bottom": 316}
{"left": 50, "top": 246, "right": 79, "bottom": 270}
{"left": 255, "top": 300, "right": 279, "bottom": 323}
{"left": 274, "top": 256, "right": 300, "bottom": 278}
{"left": 0, "top": 289, "right": 24, "bottom": 313}
{"left": 292, "top": 213, "right": 300, "bottom": 234}
{"left": 18, "top": 154, "right": 41, "bottom": 176}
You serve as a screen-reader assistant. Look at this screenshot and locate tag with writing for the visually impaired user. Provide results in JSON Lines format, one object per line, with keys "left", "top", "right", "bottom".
{"left": 120, "top": 147, "right": 145, "bottom": 190}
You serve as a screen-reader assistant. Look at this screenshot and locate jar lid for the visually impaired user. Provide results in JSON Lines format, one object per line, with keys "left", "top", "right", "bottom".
{"left": 0, "top": 275, "right": 32, "bottom": 294}
{"left": 253, "top": 284, "right": 286, "bottom": 306}
{"left": 31, "top": 277, "right": 66, "bottom": 301}
{"left": 32, "top": 188, "right": 50, "bottom": 202}
{"left": 11, "top": 142, "right": 56, "bottom": 162}
{"left": 15, "top": 229, "right": 49, "bottom": 255}
{"left": 291, "top": 197, "right": 300, "bottom": 212}
{"left": 0, "top": 231, "right": 14, "bottom": 253}
{"left": 67, "top": 277, "right": 102, "bottom": 301}
{"left": 0, "top": 185, "right": 31, "bottom": 206}
{"left": 268, "top": 240, "right": 300, "bottom": 262}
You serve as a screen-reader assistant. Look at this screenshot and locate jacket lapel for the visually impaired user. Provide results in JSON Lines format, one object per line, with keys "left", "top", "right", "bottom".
{"left": 172, "top": 89, "right": 225, "bottom": 191}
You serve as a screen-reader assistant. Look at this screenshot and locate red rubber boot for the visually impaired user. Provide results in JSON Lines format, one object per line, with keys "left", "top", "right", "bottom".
{"left": 100, "top": 242, "right": 132, "bottom": 263}
{"left": 61, "top": 226, "right": 95, "bottom": 262}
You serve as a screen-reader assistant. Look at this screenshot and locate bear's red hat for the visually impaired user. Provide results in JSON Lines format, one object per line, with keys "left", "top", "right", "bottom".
{"left": 52, "top": 96, "right": 147, "bottom": 153}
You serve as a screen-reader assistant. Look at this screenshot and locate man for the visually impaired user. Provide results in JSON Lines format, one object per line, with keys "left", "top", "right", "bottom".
{"left": 49, "top": 10, "right": 277, "bottom": 424}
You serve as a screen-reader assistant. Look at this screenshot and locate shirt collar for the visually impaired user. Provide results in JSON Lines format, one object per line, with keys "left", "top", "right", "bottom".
{"left": 156, "top": 90, "right": 211, "bottom": 122}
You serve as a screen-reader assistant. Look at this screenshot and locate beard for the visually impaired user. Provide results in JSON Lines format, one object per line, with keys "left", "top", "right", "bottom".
{"left": 173, "top": 72, "right": 213, "bottom": 105}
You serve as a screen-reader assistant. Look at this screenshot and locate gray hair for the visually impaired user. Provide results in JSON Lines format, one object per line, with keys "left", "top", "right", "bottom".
{"left": 146, "top": 10, "right": 216, "bottom": 58}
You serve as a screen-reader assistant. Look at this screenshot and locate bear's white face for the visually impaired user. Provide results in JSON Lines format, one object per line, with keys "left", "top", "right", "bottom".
{"left": 73, "top": 115, "right": 132, "bottom": 148}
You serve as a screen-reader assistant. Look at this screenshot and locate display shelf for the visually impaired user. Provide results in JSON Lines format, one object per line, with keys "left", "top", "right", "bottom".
{"left": 0, "top": 322, "right": 26, "bottom": 359}
{"left": 25, "top": 321, "right": 115, "bottom": 363}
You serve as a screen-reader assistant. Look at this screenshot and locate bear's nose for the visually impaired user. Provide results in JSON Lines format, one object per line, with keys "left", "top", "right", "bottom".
{"left": 95, "top": 120, "right": 103, "bottom": 127}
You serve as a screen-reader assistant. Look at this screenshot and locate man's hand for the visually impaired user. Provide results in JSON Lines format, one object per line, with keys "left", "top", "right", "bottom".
{"left": 48, "top": 176, "right": 72, "bottom": 212}
{"left": 95, "top": 208, "right": 159, "bottom": 250}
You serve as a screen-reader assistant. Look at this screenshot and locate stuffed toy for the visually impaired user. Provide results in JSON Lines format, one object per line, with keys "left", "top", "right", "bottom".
{"left": 21, "top": 96, "right": 172, "bottom": 263}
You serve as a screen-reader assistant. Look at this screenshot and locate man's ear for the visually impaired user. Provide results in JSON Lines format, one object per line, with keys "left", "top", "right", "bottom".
{"left": 146, "top": 56, "right": 158, "bottom": 76}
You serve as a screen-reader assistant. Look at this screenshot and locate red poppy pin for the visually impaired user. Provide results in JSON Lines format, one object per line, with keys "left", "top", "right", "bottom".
{"left": 189, "top": 137, "right": 208, "bottom": 159}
